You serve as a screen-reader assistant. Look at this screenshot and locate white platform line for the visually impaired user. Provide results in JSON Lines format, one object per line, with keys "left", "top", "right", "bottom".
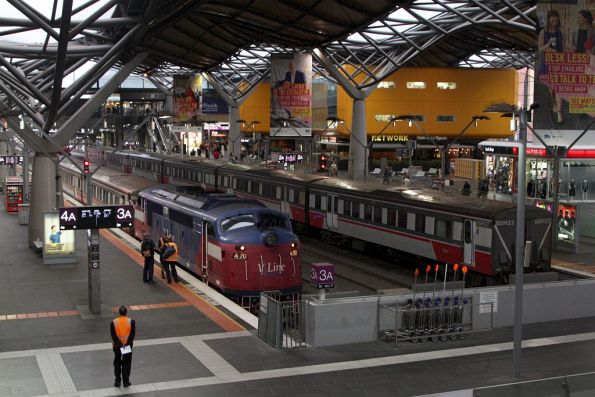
{"left": 32, "top": 331, "right": 595, "bottom": 397}
{"left": 0, "top": 331, "right": 252, "bottom": 360}
{"left": 181, "top": 336, "right": 240, "bottom": 377}
{"left": 36, "top": 353, "right": 76, "bottom": 395}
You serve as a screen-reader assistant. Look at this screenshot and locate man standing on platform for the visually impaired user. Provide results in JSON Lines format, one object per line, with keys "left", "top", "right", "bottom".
{"left": 110, "top": 305, "right": 135, "bottom": 388}
{"left": 140, "top": 233, "right": 156, "bottom": 284}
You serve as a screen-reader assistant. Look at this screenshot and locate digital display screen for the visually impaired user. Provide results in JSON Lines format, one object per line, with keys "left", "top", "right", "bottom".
{"left": 59, "top": 205, "right": 134, "bottom": 230}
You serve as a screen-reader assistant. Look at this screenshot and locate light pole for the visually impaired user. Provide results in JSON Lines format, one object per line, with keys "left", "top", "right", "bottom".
{"left": 326, "top": 116, "right": 369, "bottom": 181}
{"left": 484, "top": 93, "right": 537, "bottom": 378}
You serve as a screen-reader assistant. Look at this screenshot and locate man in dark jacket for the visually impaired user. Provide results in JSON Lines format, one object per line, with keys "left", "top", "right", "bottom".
{"left": 110, "top": 306, "right": 136, "bottom": 388}
{"left": 140, "top": 233, "right": 156, "bottom": 283}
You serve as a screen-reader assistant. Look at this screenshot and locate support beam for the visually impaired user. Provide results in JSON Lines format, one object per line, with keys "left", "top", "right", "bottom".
{"left": 53, "top": 52, "right": 148, "bottom": 146}
{"left": 229, "top": 106, "right": 241, "bottom": 160}
{"left": 350, "top": 99, "right": 367, "bottom": 180}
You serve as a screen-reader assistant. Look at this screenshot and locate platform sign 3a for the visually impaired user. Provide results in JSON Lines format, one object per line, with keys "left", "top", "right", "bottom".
{"left": 310, "top": 262, "right": 335, "bottom": 289}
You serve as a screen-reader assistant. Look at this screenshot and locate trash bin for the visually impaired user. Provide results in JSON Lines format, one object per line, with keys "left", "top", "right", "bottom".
{"left": 18, "top": 203, "right": 29, "bottom": 225}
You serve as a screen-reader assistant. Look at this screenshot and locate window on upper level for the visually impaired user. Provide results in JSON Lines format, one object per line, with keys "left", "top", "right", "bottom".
{"left": 374, "top": 114, "right": 396, "bottom": 122}
{"left": 437, "top": 115, "right": 456, "bottom": 122}
{"left": 377, "top": 81, "right": 395, "bottom": 89}
{"left": 437, "top": 82, "right": 457, "bottom": 90}
{"left": 406, "top": 81, "right": 426, "bottom": 89}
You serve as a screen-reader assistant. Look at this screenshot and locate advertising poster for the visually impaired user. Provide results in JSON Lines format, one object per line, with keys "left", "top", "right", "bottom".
{"left": 556, "top": 203, "right": 577, "bottom": 246}
{"left": 270, "top": 53, "right": 312, "bottom": 137}
{"left": 535, "top": 2, "right": 595, "bottom": 130}
{"left": 43, "top": 212, "right": 76, "bottom": 264}
{"left": 173, "top": 74, "right": 202, "bottom": 123}
{"left": 202, "top": 88, "right": 229, "bottom": 115}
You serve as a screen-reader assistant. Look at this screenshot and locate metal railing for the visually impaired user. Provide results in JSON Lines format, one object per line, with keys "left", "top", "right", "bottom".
{"left": 258, "top": 292, "right": 306, "bottom": 349}
{"left": 378, "top": 298, "right": 493, "bottom": 350}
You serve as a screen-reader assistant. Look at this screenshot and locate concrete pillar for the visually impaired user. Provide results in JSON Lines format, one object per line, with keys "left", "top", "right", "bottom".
{"left": 229, "top": 106, "right": 241, "bottom": 161}
{"left": 28, "top": 153, "right": 58, "bottom": 246}
{"left": 349, "top": 99, "right": 367, "bottom": 180}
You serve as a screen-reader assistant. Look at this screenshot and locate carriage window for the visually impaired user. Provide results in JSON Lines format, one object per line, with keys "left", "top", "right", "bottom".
{"left": 452, "top": 221, "right": 463, "bottom": 241}
{"left": 435, "top": 219, "right": 453, "bottom": 239}
{"left": 343, "top": 199, "right": 351, "bottom": 216}
{"left": 352, "top": 202, "right": 360, "bottom": 218}
{"left": 425, "top": 216, "right": 435, "bottom": 235}
{"left": 338, "top": 199, "right": 344, "bottom": 214}
{"left": 314, "top": 195, "right": 322, "bottom": 210}
{"left": 374, "top": 206, "right": 382, "bottom": 223}
{"left": 320, "top": 195, "right": 327, "bottom": 211}
{"left": 259, "top": 213, "right": 289, "bottom": 229}
{"left": 387, "top": 208, "right": 396, "bottom": 226}
{"left": 398, "top": 211, "right": 407, "bottom": 228}
{"left": 364, "top": 204, "right": 373, "bottom": 221}
{"left": 464, "top": 220, "right": 472, "bottom": 244}
{"left": 289, "top": 189, "right": 295, "bottom": 203}
{"left": 221, "top": 214, "right": 256, "bottom": 231}
{"left": 415, "top": 214, "right": 425, "bottom": 233}
{"left": 298, "top": 190, "right": 305, "bottom": 205}
{"left": 276, "top": 186, "right": 282, "bottom": 200}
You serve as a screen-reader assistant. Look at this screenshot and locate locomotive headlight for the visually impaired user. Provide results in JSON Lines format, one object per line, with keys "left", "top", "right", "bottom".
{"left": 290, "top": 241, "right": 297, "bottom": 248}
{"left": 264, "top": 232, "right": 279, "bottom": 247}
{"left": 235, "top": 245, "right": 246, "bottom": 251}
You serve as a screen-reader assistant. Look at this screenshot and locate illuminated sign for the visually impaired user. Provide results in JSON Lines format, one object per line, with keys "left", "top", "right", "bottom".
{"left": 0, "top": 156, "right": 23, "bottom": 165}
{"left": 310, "top": 262, "right": 335, "bottom": 289}
{"left": 277, "top": 153, "right": 304, "bottom": 163}
{"left": 59, "top": 205, "right": 134, "bottom": 230}
{"left": 43, "top": 212, "right": 76, "bottom": 259}
{"left": 370, "top": 135, "right": 409, "bottom": 143}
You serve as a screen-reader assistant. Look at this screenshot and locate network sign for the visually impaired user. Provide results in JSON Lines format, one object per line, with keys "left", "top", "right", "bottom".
{"left": 310, "top": 262, "right": 335, "bottom": 289}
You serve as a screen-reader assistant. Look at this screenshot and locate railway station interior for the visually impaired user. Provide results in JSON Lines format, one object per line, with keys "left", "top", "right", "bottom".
{"left": 1, "top": 1, "right": 595, "bottom": 396}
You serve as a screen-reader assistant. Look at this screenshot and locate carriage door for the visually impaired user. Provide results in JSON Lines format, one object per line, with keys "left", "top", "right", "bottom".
{"left": 200, "top": 221, "right": 209, "bottom": 280}
{"left": 326, "top": 194, "right": 338, "bottom": 230}
{"left": 463, "top": 219, "right": 476, "bottom": 265}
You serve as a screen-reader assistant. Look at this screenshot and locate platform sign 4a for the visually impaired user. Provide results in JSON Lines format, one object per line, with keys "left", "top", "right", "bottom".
{"left": 310, "top": 262, "right": 335, "bottom": 289}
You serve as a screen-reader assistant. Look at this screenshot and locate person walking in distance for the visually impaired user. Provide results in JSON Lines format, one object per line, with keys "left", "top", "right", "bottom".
{"left": 161, "top": 235, "right": 180, "bottom": 284}
{"left": 110, "top": 305, "right": 135, "bottom": 388}
{"left": 140, "top": 233, "right": 156, "bottom": 284}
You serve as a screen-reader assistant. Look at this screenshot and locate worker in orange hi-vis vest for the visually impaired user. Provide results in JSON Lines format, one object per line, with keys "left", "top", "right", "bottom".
{"left": 110, "top": 306, "right": 136, "bottom": 388}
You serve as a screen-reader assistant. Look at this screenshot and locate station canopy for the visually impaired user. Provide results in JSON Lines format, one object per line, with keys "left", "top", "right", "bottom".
{"left": 0, "top": 0, "right": 536, "bottom": 130}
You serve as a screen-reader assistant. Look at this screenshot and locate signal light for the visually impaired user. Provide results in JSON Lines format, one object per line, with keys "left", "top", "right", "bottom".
{"left": 83, "top": 159, "right": 90, "bottom": 174}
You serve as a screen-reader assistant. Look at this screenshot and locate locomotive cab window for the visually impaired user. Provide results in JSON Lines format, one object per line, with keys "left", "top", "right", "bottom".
{"left": 221, "top": 215, "right": 256, "bottom": 231}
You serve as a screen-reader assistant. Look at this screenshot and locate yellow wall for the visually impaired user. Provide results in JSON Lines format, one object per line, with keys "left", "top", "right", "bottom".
{"left": 337, "top": 67, "right": 518, "bottom": 138}
{"left": 240, "top": 67, "right": 518, "bottom": 138}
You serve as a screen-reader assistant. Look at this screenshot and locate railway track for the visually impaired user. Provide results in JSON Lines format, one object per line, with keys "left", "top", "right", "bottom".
{"left": 300, "top": 237, "right": 413, "bottom": 295}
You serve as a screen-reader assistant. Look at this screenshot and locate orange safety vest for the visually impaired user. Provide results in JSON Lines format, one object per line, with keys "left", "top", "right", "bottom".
{"left": 164, "top": 242, "right": 178, "bottom": 262}
{"left": 113, "top": 316, "right": 132, "bottom": 345}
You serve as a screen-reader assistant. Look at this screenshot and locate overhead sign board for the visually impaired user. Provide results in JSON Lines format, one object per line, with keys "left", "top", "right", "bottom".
{"left": 59, "top": 205, "right": 134, "bottom": 230}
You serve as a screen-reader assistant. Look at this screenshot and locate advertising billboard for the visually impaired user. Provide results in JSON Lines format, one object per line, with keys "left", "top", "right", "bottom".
{"left": 535, "top": 2, "right": 595, "bottom": 130}
{"left": 43, "top": 212, "right": 76, "bottom": 264}
{"left": 173, "top": 74, "right": 202, "bottom": 123}
{"left": 270, "top": 53, "right": 312, "bottom": 137}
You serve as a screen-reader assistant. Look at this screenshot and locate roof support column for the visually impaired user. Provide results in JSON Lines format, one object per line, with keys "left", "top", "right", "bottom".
{"left": 28, "top": 152, "right": 59, "bottom": 246}
{"left": 228, "top": 105, "right": 241, "bottom": 161}
{"left": 350, "top": 99, "right": 367, "bottom": 180}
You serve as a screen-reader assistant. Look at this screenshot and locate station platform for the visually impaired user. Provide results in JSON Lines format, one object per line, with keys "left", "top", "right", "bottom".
{"left": 3, "top": 205, "right": 595, "bottom": 396}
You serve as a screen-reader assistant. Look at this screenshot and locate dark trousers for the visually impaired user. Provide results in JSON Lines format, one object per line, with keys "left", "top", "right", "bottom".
{"left": 113, "top": 347, "right": 132, "bottom": 382}
{"left": 163, "top": 261, "right": 179, "bottom": 283}
{"left": 143, "top": 256, "right": 154, "bottom": 282}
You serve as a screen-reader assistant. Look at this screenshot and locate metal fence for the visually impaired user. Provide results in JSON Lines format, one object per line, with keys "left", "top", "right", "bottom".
{"left": 258, "top": 292, "right": 306, "bottom": 349}
{"left": 378, "top": 296, "right": 493, "bottom": 349}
